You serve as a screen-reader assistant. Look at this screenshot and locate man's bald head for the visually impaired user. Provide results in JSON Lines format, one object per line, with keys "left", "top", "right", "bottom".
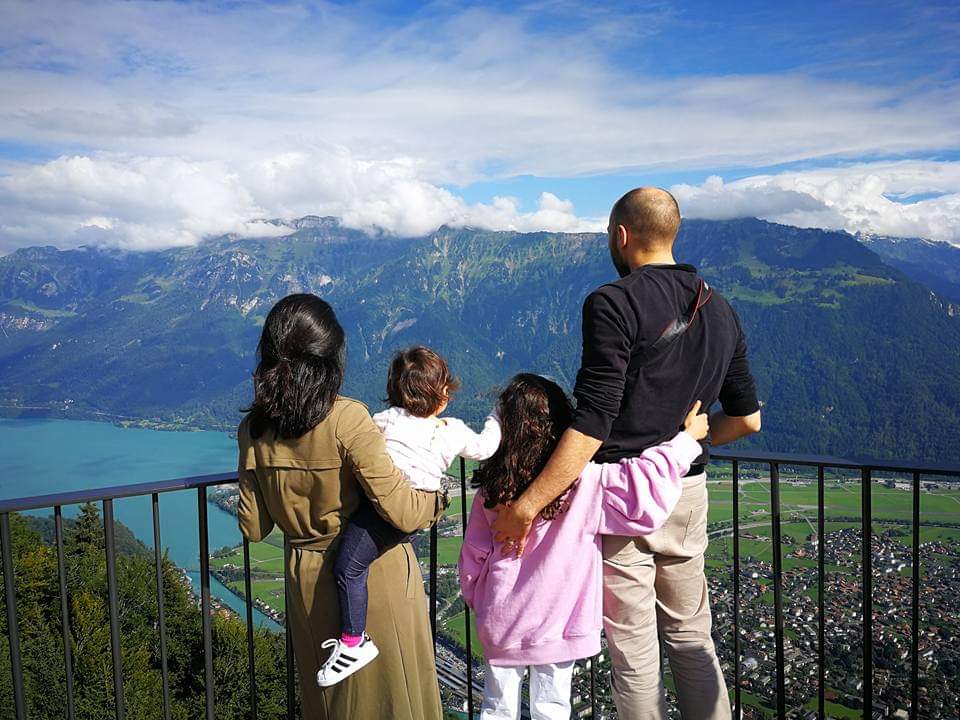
{"left": 609, "top": 187, "right": 681, "bottom": 252}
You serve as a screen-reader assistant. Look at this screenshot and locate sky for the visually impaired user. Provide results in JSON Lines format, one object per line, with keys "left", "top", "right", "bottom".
{"left": 0, "top": 0, "right": 959, "bottom": 253}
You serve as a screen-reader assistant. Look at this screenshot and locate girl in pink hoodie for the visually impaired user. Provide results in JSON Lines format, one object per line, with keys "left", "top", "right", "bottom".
{"left": 458, "top": 374, "right": 707, "bottom": 719}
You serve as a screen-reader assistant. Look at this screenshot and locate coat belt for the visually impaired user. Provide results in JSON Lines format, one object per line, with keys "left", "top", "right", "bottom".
{"left": 287, "top": 532, "right": 339, "bottom": 552}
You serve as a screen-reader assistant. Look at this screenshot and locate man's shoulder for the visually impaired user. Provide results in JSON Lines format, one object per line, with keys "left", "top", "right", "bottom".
{"left": 702, "top": 286, "right": 741, "bottom": 322}
{"left": 591, "top": 263, "right": 691, "bottom": 296}
{"left": 585, "top": 276, "right": 634, "bottom": 308}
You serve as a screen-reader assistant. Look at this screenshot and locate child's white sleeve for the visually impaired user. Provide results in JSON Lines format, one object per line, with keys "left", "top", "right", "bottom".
{"left": 455, "top": 412, "right": 502, "bottom": 461}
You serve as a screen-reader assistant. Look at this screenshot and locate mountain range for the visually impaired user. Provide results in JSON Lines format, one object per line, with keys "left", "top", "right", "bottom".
{"left": 2, "top": 217, "right": 959, "bottom": 464}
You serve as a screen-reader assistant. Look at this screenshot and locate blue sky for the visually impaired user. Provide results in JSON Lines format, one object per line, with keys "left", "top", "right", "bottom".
{"left": 0, "top": 0, "right": 958, "bottom": 251}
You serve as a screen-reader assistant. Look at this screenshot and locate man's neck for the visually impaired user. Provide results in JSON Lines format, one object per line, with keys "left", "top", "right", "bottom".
{"left": 628, "top": 252, "right": 677, "bottom": 271}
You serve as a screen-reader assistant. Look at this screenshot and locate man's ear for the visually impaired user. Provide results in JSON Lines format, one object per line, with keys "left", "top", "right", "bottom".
{"left": 617, "top": 224, "right": 629, "bottom": 248}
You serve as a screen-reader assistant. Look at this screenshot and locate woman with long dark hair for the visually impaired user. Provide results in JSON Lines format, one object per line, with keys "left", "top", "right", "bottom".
{"left": 237, "top": 294, "right": 445, "bottom": 719}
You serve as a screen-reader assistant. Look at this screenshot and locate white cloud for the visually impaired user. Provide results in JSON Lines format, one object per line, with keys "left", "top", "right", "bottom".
{"left": 1, "top": 1, "right": 958, "bottom": 180}
{"left": 17, "top": 103, "right": 198, "bottom": 139}
{"left": 0, "top": 1, "right": 958, "bottom": 250}
{"left": 0, "top": 149, "right": 601, "bottom": 252}
{"left": 672, "top": 161, "right": 960, "bottom": 244}
{"left": 4, "top": 152, "right": 960, "bottom": 253}
{"left": 0, "top": 154, "right": 286, "bottom": 251}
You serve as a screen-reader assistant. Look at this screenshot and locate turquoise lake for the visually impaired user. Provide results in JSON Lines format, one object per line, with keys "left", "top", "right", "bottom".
{"left": 1, "top": 417, "right": 281, "bottom": 631}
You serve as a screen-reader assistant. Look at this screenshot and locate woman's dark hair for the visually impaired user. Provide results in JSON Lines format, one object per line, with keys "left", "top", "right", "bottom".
{"left": 386, "top": 346, "right": 461, "bottom": 418}
{"left": 245, "top": 294, "right": 345, "bottom": 439}
{"left": 472, "top": 373, "right": 574, "bottom": 521}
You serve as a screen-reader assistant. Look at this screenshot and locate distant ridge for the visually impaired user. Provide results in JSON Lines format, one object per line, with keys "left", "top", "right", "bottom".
{"left": 859, "top": 233, "right": 960, "bottom": 302}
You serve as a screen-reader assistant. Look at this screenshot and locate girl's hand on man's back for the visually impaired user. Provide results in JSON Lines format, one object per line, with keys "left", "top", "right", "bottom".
{"left": 683, "top": 401, "right": 709, "bottom": 441}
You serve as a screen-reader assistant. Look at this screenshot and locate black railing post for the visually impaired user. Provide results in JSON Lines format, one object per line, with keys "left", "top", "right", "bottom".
{"left": 590, "top": 655, "right": 597, "bottom": 718}
{"left": 817, "top": 467, "right": 825, "bottom": 720}
{"left": 732, "top": 459, "right": 741, "bottom": 719}
{"left": 769, "top": 463, "right": 786, "bottom": 719}
{"left": 54, "top": 506, "right": 76, "bottom": 720}
{"left": 243, "top": 538, "right": 259, "bottom": 720}
{"left": 198, "top": 488, "right": 215, "bottom": 719}
{"left": 103, "top": 499, "right": 126, "bottom": 720}
{"left": 0, "top": 511, "right": 26, "bottom": 720}
{"left": 910, "top": 471, "right": 920, "bottom": 720}
{"left": 284, "top": 536, "right": 295, "bottom": 720}
{"left": 151, "top": 494, "right": 172, "bottom": 720}
{"left": 459, "top": 457, "right": 475, "bottom": 719}
{"left": 861, "top": 469, "right": 872, "bottom": 718}
{"left": 430, "top": 522, "right": 438, "bottom": 646}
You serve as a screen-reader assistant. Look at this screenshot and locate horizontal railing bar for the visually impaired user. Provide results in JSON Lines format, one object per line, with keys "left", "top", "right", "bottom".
{"left": 710, "top": 449, "right": 960, "bottom": 477}
{"left": 0, "top": 472, "right": 238, "bottom": 514}
{"left": 1, "top": 449, "right": 957, "bottom": 516}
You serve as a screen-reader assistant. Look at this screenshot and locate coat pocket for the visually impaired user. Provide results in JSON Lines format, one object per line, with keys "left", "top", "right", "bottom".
{"left": 403, "top": 543, "right": 418, "bottom": 599}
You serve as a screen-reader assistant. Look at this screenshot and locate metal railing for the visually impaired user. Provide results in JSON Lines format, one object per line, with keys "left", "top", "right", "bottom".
{"left": 1, "top": 451, "right": 959, "bottom": 719}
{"left": 710, "top": 450, "right": 960, "bottom": 720}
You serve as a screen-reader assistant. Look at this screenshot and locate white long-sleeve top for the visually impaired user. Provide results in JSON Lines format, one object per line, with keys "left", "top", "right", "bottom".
{"left": 371, "top": 406, "right": 502, "bottom": 491}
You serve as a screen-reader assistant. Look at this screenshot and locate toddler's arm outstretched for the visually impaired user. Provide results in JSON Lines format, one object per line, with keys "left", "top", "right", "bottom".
{"left": 449, "top": 411, "right": 502, "bottom": 461}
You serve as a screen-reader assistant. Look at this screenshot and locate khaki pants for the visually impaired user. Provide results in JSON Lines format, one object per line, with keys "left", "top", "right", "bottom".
{"left": 602, "top": 473, "right": 731, "bottom": 720}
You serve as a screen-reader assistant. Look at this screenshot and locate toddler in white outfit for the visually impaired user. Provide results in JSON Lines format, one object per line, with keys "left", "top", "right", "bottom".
{"left": 316, "top": 346, "right": 500, "bottom": 687}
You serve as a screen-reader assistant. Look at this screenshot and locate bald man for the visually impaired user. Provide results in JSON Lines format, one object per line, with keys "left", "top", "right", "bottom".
{"left": 493, "top": 188, "right": 761, "bottom": 719}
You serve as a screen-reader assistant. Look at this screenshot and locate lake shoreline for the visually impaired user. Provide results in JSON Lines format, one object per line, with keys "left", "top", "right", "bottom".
{"left": 0, "top": 404, "right": 237, "bottom": 435}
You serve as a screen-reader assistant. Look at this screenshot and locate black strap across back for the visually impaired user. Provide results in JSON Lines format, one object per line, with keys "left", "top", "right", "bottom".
{"left": 635, "top": 277, "right": 714, "bottom": 367}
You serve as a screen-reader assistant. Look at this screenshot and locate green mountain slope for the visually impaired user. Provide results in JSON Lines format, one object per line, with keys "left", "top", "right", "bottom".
{"left": 2, "top": 217, "right": 959, "bottom": 464}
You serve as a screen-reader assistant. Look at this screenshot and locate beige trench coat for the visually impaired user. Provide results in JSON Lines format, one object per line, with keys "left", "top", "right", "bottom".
{"left": 237, "top": 397, "right": 444, "bottom": 720}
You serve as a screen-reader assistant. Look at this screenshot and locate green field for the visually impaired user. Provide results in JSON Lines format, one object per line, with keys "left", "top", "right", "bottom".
{"left": 443, "top": 490, "right": 476, "bottom": 519}
{"left": 443, "top": 611, "right": 485, "bottom": 661}
{"left": 212, "top": 529, "right": 286, "bottom": 572}
{"left": 212, "top": 528, "right": 287, "bottom": 614}
{"left": 431, "top": 535, "right": 465, "bottom": 565}
{"left": 705, "top": 477, "right": 960, "bottom": 525}
{"left": 226, "top": 578, "right": 287, "bottom": 614}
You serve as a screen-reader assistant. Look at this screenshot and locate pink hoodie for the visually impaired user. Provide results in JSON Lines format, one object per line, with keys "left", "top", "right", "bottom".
{"left": 457, "top": 431, "right": 701, "bottom": 666}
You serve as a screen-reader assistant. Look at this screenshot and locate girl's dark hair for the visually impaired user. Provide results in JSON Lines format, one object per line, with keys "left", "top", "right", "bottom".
{"left": 472, "top": 373, "right": 574, "bottom": 520}
{"left": 245, "top": 294, "right": 345, "bottom": 439}
{"left": 386, "top": 346, "right": 461, "bottom": 418}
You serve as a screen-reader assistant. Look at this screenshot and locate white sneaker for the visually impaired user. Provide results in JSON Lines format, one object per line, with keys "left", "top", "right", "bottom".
{"left": 316, "top": 633, "right": 379, "bottom": 687}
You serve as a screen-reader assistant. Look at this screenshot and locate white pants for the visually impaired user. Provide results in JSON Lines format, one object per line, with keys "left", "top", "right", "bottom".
{"left": 480, "top": 661, "right": 575, "bottom": 720}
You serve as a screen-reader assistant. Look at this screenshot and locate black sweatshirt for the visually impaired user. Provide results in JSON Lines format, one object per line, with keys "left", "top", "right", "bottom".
{"left": 571, "top": 263, "right": 759, "bottom": 466}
